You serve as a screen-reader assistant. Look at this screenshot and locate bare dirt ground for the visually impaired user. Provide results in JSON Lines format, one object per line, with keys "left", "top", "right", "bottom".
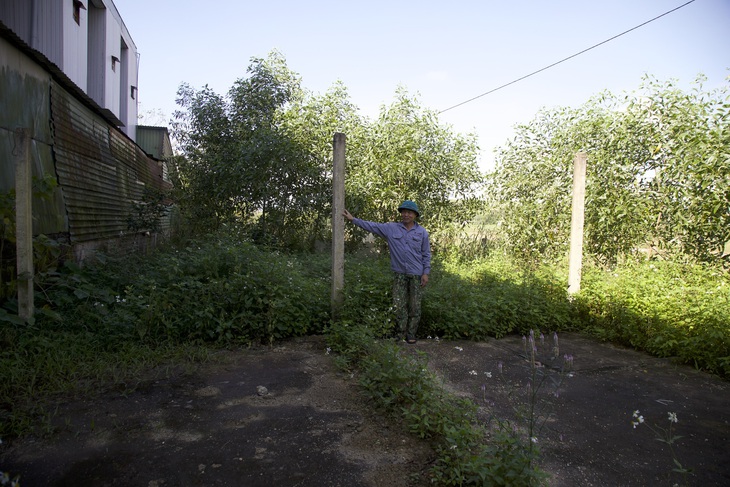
{"left": 1, "top": 333, "right": 728, "bottom": 486}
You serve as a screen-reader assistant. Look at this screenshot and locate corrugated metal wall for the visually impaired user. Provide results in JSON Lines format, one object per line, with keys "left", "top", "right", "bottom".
{"left": 51, "top": 79, "right": 168, "bottom": 243}
{"left": 0, "top": 34, "right": 67, "bottom": 235}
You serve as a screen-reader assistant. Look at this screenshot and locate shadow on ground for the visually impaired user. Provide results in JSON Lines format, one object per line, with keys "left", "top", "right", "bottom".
{"left": 1, "top": 333, "right": 728, "bottom": 486}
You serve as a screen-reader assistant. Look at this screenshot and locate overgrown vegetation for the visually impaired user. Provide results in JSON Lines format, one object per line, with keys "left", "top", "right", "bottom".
{"left": 491, "top": 74, "right": 729, "bottom": 266}
{"left": 326, "top": 322, "right": 547, "bottom": 485}
{"left": 1, "top": 236, "right": 728, "bottom": 444}
{"left": 170, "top": 51, "right": 484, "bottom": 250}
{"left": 2, "top": 52, "right": 728, "bottom": 484}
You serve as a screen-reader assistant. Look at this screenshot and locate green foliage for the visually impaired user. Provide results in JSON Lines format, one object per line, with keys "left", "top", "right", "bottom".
{"left": 338, "top": 250, "right": 728, "bottom": 378}
{"left": 431, "top": 420, "right": 546, "bottom": 487}
{"left": 638, "top": 76, "right": 730, "bottom": 263}
{"left": 1, "top": 233, "right": 335, "bottom": 439}
{"left": 574, "top": 258, "right": 730, "bottom": 376}
{"left": 490, "top": 74, "right": 730, "bottom": 265}
{"left": 345, "top": 87, "right": 484, "bottom": 253}
{"left": 127, "top": 187, "right": 170, "bottom": 233}
{"left": 1, "top": 174, "right": 63, "bottom": 305}
{"left": 336, "top": 253, "right": 579, "bottom": 342}
{"left": 171, "top": 51, "right": 333, "bottom": 246}
{"left": 337, "top": 255, "right": 394, "bottom": 337}
{"left": 172, "top": 51, "right": 483, "bottom": 251}
{"left": 422, "top": 256, "right": 579, "bottom": 340}
{"left": 37, "top": 234, "right": 331, "bottom": 345}
{"left": 327, "top": 321, "right": 546, "bottom": 486}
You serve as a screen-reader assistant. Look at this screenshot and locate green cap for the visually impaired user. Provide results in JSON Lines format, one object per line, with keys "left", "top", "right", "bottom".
{"left": 398, "top": 200, "right": 420, "bottom": 217}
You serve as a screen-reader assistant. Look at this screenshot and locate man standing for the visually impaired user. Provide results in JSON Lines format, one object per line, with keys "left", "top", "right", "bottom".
{"left": 342, "top": 201, "right": 431, "bottom": 344}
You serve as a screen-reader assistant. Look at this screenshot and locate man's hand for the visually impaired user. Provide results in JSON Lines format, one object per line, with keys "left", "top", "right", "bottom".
{"left": 342, "top": 209, "right": 354, "bottom": 222}
{"left": 421, "top": 274, "right": 429, "bottom": 287}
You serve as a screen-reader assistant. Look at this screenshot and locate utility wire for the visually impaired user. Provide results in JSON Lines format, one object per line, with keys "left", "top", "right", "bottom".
{"left": 438, "top": 0, "right": 697, "bottom": 114}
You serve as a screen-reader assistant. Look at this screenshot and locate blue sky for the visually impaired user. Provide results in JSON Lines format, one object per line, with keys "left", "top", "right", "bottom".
{"left": 115, "top": 0, "right": 729, "bottom": 170}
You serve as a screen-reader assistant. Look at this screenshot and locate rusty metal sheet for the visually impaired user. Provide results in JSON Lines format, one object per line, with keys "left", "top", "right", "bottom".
{"left": 51, "top": 81, "right": 170, "bottom": 243}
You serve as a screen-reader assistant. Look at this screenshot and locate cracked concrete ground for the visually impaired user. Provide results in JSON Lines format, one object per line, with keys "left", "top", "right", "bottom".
{"left": 1, "top": 333, "right": 728, "bottom": 486}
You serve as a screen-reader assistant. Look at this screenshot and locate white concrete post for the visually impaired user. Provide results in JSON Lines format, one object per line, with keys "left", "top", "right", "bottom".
{"left": 331, "top": 133, "right": 346, "bottom": 319}
{"left": 568, "top": 152, "right": 587, "bottom": 295}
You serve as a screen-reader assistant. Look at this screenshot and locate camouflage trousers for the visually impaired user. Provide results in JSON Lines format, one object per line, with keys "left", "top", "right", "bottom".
{"left": 392, "top": 272, "right": 423, "bottom": 340}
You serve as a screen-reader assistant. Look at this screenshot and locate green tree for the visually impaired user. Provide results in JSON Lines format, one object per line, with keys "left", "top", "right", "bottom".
{"left": 171, "top": 84, "right": 234, "bottom": 231}
{"left": 346, "top": 87, "right": 484, "bottom": 251}
{"left": 490, "top": 75, "right": 729, "bottom": 265}
{"left": 278, "top": 80, "right": 366, "bottom": 247}
{"left": 171, "top": 53, "right": 484, "bottom": 250}
{"left": 635, "top": 75, "right": 730, "bottom": 262}
{"left": 171, "top": 51, "right": 334, "bottom": 246}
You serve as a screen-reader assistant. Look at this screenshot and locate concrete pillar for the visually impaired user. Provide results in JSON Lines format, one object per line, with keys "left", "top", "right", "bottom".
{"left": 331, "top": 133, "right": 346, "bottom": 319}
{"left": 14, "top": 128, "right": 34, "bottom": 320}
{"left": 568, "top": 152, "right": 587, "bottom": 295}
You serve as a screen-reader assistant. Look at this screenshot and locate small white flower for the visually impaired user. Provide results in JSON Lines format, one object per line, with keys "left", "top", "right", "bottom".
{"left": 454, "top": 346, "right": 463, "bottom": 351}
{"left": 450, "top": 444, "right": 457, "bottom": 450}
{"left": 633, "top": 410, "right": 640, "bottom": 418}
{"left": 485, "top": 372, "right": 493, "bottom": 378}
{"left": 668, "top": 412, "right": 678, "bottom": 423}
{"left": 531, "top": 437, "right": 538, "bottom": 443}
{"left": 325, "top": 347, "right": 331, "bottom": 355}
{"left": 468, "top": 370, "right": 478, "bottom": 376}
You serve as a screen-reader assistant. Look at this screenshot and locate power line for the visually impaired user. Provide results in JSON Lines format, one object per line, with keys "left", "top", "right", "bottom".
{"left": 438, "top": 0, "right": 697, "bottom": 114}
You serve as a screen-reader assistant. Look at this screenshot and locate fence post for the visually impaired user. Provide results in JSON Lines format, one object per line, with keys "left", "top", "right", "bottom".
{"left": 568, "top": 152, "right": 587, "bottom": 295}
{"left": 14, "top": 128, "right": 34, "bottom": 320}
{"left": 331, "top": 133, "right": 346, "bottom": 319}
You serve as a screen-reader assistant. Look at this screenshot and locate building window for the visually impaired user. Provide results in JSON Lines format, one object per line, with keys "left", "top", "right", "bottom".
{"left": 111, "top": 55, "right": 119, "bottom": 72}
{"left": 73, "top": 0, "right": 86, "bottom": 25}
{"left": 131, "top": 86, "right": 137, "bottom": 99}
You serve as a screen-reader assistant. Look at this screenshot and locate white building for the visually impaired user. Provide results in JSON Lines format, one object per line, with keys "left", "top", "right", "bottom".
{"left": 1, "top": 0, "right": 139, "bottom": 138}
{"left": 1, "top": 0, "right": 173, "bottom": 261}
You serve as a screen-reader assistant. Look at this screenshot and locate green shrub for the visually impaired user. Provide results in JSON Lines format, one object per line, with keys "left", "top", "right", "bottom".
{"left": 338, "top": 256, "right": 395, "bottom": 338}
{"left": 327, "top": 321, "right": 546, "bottom": 485}
{"left": 421, "top": 256, "right": 580, "bottom": 340}
{"left": 1, "top": 234, "right": 333, "bottom": 439}
{"left": 575, "top": 259, "right": 730, "bottom": 376}
{"left": 34, "top": 236, "right": 331, "bottom": 345}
